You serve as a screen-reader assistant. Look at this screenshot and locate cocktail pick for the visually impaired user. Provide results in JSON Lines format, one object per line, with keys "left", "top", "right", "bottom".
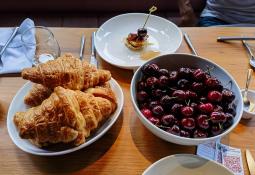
{"left": 142, "top": 6, "right": 157, "bottom": 28}
{"left": 138, "top": 6, "right": 157, "bottom": 38}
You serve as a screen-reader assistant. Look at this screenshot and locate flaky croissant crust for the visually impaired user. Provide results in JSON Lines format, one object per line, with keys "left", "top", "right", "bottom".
{"left": 21, "top": 54, "right": 111, "bottom": 90}
{"left": 24, "top": 84, "right": 52, "bottom": 107}
{"left": 14, "top": 86, "right": 117, "bottom": 147}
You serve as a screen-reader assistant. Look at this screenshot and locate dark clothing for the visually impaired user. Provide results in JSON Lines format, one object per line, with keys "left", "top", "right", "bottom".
{"left": 198, "top": 17, "right": 229, "bottom": 27}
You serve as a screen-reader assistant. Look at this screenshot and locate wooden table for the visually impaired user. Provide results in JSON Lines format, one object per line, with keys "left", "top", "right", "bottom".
{"left": 1, "top": 27, "right": 255, "bottom": 175}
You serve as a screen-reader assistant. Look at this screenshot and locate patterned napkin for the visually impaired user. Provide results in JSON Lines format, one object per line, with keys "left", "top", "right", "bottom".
{"left": 197, "top": 139, "right": 244, "bottom": 175}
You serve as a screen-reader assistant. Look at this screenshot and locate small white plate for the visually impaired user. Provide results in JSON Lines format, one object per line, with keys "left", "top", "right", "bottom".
{"left": 7, "top": 79, "right": 124, "bottom": 156}
{"left": 95, "top": 13, "right": 182, "bottom": 69}
{"left": 143, "top": 154, "right": 234, "bottom": 175}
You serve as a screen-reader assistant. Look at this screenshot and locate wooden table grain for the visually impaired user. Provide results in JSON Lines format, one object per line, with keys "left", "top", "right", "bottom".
{"left": 1, "top": 27, "right": 255, "bottom": 175}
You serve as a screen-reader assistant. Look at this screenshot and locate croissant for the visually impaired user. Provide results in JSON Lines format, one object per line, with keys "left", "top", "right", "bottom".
{"left": 14, "top": 86, "right": 117, "bottom": 147}
{"left": 24, "top": 82, "right": 113, "bottom": 107}
{"left": 85, "top": 82, "right": 116, "bottom": 105}
{"left": 21, "top": 53, "right": 111, "bottom": 90}
{"left": 24, "top": 84, "right": 52, "bottom": 106}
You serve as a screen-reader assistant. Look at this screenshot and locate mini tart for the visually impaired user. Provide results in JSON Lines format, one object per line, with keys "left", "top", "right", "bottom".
{"left": 125, "top": 33, "right": 148, "bottom": 50}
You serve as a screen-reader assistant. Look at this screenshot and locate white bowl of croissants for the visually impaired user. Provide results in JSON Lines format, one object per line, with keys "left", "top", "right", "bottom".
{"left": 7, "top": 54, "right": 124, "bottom": 156}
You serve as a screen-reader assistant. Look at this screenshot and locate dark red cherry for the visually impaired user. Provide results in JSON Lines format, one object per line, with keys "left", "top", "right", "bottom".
{"left": 166, "top": 125, "right": 180, "bottom": 136}
{"left": 192, "top": 82, "right": 204, "bottom": 92}
{"left": 197, "top": 115, "right": 210, "bottom": 129}
{"left": 159, "top": 69, "right": 169, "bottom": 76}
{"left": 142, "top": 63, "right": 159, "bottom": 76}
{"left": 224, "top": 103, "right": 236, "bottom": 116}
{"left": 137, "top": 91, "right": 148, "bottom": 102}
{"left": 139, "top": 102, "right": 149, "bottom": 109}
{"left": 190, "top": 102, "right": 198, "bottom": 112}
{"left": 193, "top": 68, "right": 206, "bottom": 81}
{"left": 181, "top": 106, "right": 194, "bottom": 117}
{"left": 152, "top": 105, "right": 164, "bottom": 116}
{"left": 193, "top": 129, "right": 208, "bottom": 138}
{"left": 151, "top": 89, "right": 164, "bottom": 98}
{"left": 169, "top": 71, "right": 178, "bottom": 82}
{"left": 137, "top": 81, "right": 147, "bottom": 91}
{"left": 222, "top": 89, "right": 235, "bottom": 102}
{"left": 178, "top": 67, "right": 192, "bottom": 79}
{"left": 205, "top": 77, "right": 222, "bottom": 90}
{"left": 174, "top": 119, "right": 181, "bottom": 126}
{"left": 199, "top": 96, "right": 207, "bottom": 103}
{"left": 198, "top": 103, "right": 214, "bottom": 113}
{"left": 185, "top": 90, "right": 197, "bottom": 100}
{"left": 181, "top": 118, "right": 195, "bottom": 130}
{"left": 177, "top": 79, "right": 190, "bottom": 89}
{"left": 172, "top": 90, "right": 187, "bottom": 101}
{"left": 141, "top": 108, "right": 153, "bottom": 119}
{"left": 161, "top": 114, "right": 176, "bottom": 126}
{"left": 171, "top": 103, "right": 184, "bottom": 115}
{"left": 149, "top": 100, "right": 160, "bottom": 109}
{"left": 146, "top": 77, "right": 159, "bottom": 88}
{"left": 205, "top": 77, "right": 219, "bottom": 87}
{"left": 148, "top": 117, "right": 160, "bottom": 125}
{"left": 160, "top": 95, "right": 173, "bottom": 106}
{"left": 208, "top": 91, "right": 222, "bottom": 102}
{"left": 223, "top": 113, "right": 234, "bottom": 129}
{"left": 210, "top": 112, "right": 226, "bottom": 123}
{"left": 211, "top": 124, "right": 223, "bottom": 136}
{"left": 214, "top": 105, "right": 223, "bottom": 112}
{"left": 159, "top": 75, "right": 169, "bottom": 87}
{"left": 180, "top": 130, "right": 191, "bottom": 138}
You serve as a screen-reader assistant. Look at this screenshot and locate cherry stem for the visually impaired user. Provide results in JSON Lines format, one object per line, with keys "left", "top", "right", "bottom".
{"left": 205, "top": 65, "right": 215, "bottom": 75}
{"left": 185, "top": 99, "right": 191, "bottom": 106}
{"left": 224, "top": 80, "right": 233, "bottom": 89}
{"left": 142, "top": 6, "right": 157, "bottom": 28}
{"left": 218, "top": 123, "right": 222, "bottom": 130}
{"left": 170, "top": 87, "right": 177, "bottom": 91}
{"left": 156, "top": 125, "right": 171, "bottom": 129}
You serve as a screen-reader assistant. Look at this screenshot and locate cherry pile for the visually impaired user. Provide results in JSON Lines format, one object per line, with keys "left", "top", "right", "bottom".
{"left": 136, "top": 63, "right": 236, "bottom": 138}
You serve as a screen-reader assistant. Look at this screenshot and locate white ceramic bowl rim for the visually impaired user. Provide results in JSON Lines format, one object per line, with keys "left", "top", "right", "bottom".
{"left": 131, "top": 53, "right": 243, "bottom": 143}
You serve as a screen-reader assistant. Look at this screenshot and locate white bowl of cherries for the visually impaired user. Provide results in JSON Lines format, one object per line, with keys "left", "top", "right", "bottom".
{"left": 131, "top": 53, "right": 243, "bottom": 145}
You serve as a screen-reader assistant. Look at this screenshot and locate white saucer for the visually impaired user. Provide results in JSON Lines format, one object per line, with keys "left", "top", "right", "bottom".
{"left": 95, "top": 13, "right": 182, "bottom": 69}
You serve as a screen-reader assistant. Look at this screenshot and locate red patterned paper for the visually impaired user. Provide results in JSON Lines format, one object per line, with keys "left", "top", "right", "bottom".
{"left": 223, "top": 155, "right": 242, "bottom": 173}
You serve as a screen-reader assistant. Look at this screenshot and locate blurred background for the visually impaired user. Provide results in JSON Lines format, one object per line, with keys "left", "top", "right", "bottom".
{"left": 0, "top": 0, "right": 205, "bottom": 27}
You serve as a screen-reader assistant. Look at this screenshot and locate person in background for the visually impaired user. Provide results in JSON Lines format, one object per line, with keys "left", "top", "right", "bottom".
{"left": 178, "top": 0, "right": 197, "bottom": 27}
{"left": 198, "top": 0, "right": 255, "bottom": 27}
